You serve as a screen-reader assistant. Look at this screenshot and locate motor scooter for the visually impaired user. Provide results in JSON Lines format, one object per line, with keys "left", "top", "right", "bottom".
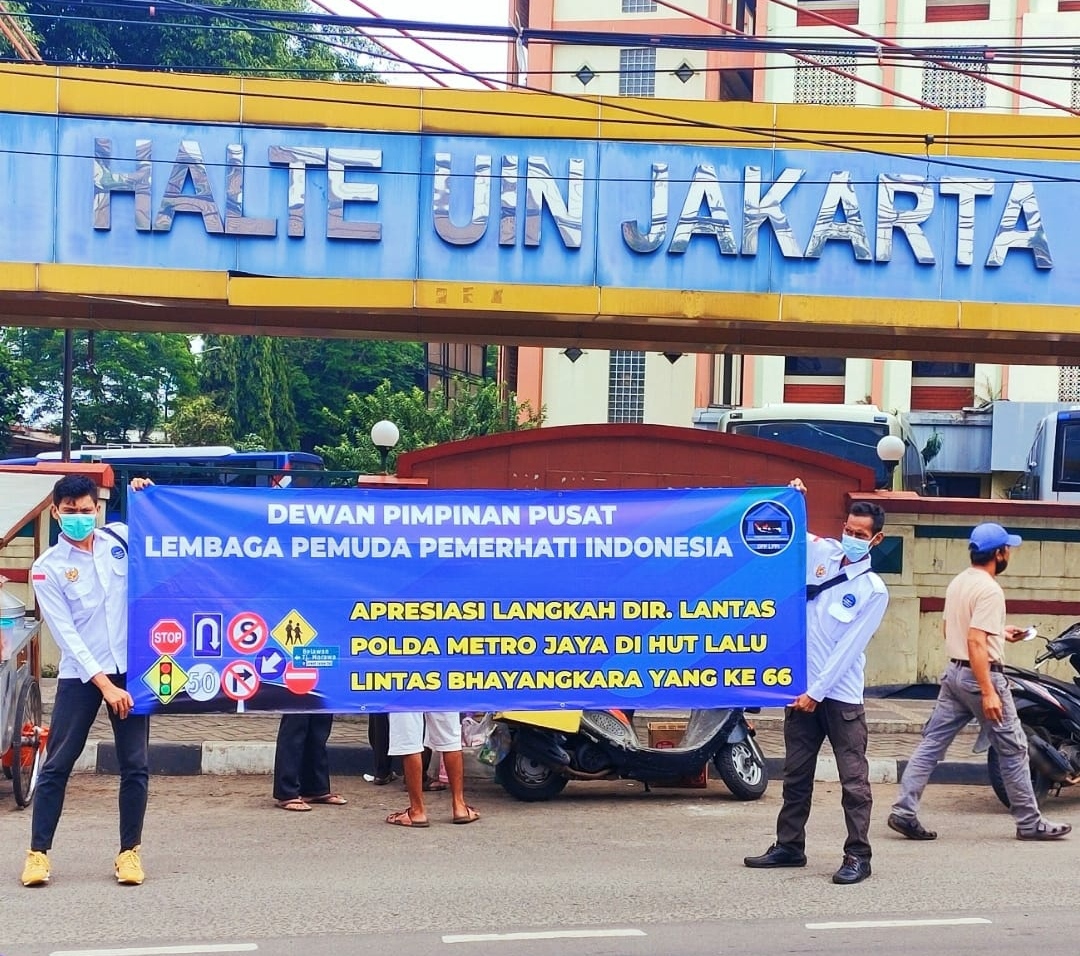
{"left": 984, "top": 621, "right": 1080, "bottom": 807}
{"left": 488, "top": 706, "right": 768, "bottom": 802}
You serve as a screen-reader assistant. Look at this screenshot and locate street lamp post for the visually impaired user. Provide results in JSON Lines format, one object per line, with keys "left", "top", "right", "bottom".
{"left": 370, "top": 420, "right": 400, "bottom": 475}
{"left": 876, "top": 435, "right": 906, "bottom": 490}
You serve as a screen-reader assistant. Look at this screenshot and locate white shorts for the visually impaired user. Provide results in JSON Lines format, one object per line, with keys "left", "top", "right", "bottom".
{"left": 388, "top": 711, "right": 463, "bottom": 755}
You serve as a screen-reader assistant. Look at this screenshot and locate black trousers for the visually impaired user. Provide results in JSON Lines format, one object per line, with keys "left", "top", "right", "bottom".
{"left": 32, "top": 674, "right": 150, "bottom": 852}
{"left": 775, "top": 699, "right": 872, "bottom": 860}
{"left": 368, "top": 712, "right": 393, "bottom": 778}
{"left": 273, "top": 714, "right": 334, "bottom": 801}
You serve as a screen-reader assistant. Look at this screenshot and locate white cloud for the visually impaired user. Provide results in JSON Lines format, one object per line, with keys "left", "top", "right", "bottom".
{"left": 329, "top": 0, "right": 514, "bottom": 89}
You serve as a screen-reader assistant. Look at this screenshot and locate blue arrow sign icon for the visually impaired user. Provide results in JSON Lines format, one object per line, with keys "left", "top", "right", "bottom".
{"left": 255, "top": 647, "right": 287, "bottom": 681}
{"left": 192, "top": 613, "right": 223, "bottom": 658}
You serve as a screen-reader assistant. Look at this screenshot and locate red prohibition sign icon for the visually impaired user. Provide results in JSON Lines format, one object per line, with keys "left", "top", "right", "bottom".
{"left": 221, "top": 660, "right": 260, "bottom": 701}
{"left": 226, "top": 612, "right": 268, "bottom": 655}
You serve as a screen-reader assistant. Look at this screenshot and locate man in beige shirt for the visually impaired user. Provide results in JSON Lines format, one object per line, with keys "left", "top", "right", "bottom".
{"left": 888, "top": 522, "right": 1070, "bottom": 842}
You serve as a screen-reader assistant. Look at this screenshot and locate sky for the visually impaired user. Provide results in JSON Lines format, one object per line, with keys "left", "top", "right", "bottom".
{"left": 336, "top": 0, "right": 515, "bottom": 89}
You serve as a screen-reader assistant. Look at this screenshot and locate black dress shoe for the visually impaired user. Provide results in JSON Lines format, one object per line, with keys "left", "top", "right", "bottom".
{"left": 744, "top": 844, "right": 807, "bottom": 868}
{"left": 832, "top": 854, "right": 871, "bottom": 884}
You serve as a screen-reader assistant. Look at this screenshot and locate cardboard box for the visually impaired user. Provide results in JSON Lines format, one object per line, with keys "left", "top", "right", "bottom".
{"left": 647, "top": 720, "right": 708, "bottom": 788}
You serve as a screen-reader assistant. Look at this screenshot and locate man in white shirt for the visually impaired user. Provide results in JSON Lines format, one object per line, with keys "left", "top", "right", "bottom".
{"left": 21, "top": 473, "right": 151, "bottom": 888}
{"left": 745, "top": 481, "right": 888, "bottom": 885}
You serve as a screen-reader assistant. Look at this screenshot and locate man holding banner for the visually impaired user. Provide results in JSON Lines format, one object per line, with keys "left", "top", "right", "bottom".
{"left": 744, "top": 482, "right": 888, "bottom": 885}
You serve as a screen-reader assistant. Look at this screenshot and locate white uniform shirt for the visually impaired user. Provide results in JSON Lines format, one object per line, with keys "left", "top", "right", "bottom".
{"left": 804, "top": 534, "right": 889, "bottom": 705}
{"left": 31, "top": 524, "right": 130, "bottom": 682}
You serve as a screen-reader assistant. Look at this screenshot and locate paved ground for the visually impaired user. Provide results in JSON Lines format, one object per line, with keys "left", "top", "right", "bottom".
{"left": 34, "top": 679, "right": 989, "bottom": 783}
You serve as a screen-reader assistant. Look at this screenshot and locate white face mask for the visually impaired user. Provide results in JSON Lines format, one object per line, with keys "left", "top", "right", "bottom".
{"left": 841, "top": 534, "right": 872, "bottom": 562}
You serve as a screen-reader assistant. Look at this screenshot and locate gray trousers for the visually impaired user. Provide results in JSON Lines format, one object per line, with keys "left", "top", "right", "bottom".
{"left": 776, "top": 699, "right": 872, "bottom": 860}
{"left": 892, "top": 662, "right": 1040, "bottom": 830}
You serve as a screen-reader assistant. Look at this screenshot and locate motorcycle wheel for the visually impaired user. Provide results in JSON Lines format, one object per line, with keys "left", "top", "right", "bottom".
{"left": 495, "top": 751, "right": 569, "bottom": 802}
{"left": 714, "top": 740, "right": 769, "bottom": 800}
{"left": 987, "top": 737, "right": 1052, "bottom": 809}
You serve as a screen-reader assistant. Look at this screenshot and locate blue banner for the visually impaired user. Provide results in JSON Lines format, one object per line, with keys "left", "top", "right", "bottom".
{"left": 128, "top": 486, "right": 807, "bottom": 714}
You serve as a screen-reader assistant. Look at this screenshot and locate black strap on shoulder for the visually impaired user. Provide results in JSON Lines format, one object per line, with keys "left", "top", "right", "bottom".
{"left": 99, "top": 525, "right": 128, "bottom": 554}
{"left": 806, "top": 572, "right": 848, "bottom": 602}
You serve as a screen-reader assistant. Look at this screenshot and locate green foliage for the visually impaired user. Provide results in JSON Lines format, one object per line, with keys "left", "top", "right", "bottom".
{"left": 167, "top": 394, "right": 234, "bottom": 446}
{"left": 285, "top": 338, "right": 425, "bottom": 450}
{"left": 317, "top": 379, "right": 544, "bottom": 474}
{"left": 921, "top": 430, "right": 944, "bottom": 467}
{"left": 0, "top": 328, "right": 197, "bottom": 444}
{"left": 10, "top": 0, "right": 380, "bottom": 81}
{"left": 0, "top": 336, "right": 30, "bottom": 454}
{"left": 236, "top": 432, "right": 268, "bottom": 451}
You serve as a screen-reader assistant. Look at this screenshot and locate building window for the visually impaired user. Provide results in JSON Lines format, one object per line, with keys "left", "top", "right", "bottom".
{"left": 622, "top": 0, "right": 657, "bottom": 10}
{"left": 619, "top": 48, "right": 656, "bottom": 97}
{"left": 910, "top": 361, "right": 975, "bottom": 410}
{"left": 921, "top": 57, "right": 987, "bottom": 109}
{"left": 1060, "top": 367, "right": 1080, "bottom": 402}
{"left": 792, "top": 54, "right": 857, "bottom": 106}
{"left": 782, "top": 356, "right": 846, "bottom": 403}
{"left": 608, "top": 350, "right": 646, "bottom": 423}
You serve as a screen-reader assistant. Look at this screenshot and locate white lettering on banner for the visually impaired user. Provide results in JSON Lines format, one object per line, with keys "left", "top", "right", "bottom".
{"left": 145, "top": 536, "right": 285, "bottom": 558}
{"left": 381, "top": 504, "right": 523, "bottom": 526}
{"left": 292, "top": 537, "right": 413, "bottom": 558}
{"left": 267, "top": 503, "right": 377, "bottom": 525}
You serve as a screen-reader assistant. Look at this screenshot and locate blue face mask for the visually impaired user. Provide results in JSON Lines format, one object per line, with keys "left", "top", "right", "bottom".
{"left": 841, "top": 534, "right": 872, "bottom": 563}
{"left": 59, "top": 514, "right": 96, "bottom": 542}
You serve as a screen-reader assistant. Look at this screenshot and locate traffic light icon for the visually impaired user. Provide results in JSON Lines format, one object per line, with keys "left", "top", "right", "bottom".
{"left": 159, "top": 660, "right": 173, "bottom": 698}
{"left": 141, "top": 656, "right": 189, "bottom": 705}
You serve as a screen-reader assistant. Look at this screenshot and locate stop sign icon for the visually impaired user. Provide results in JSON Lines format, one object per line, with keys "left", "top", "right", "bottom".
{"left": 150, "top": 619, "right": 186, "bottom": 656}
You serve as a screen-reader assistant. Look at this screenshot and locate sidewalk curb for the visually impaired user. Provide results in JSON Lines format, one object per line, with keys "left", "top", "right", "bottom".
{"left": 73, "top": 740, "right": 990, "bottom": 786}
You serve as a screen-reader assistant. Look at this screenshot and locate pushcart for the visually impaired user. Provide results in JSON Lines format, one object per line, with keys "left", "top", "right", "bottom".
{"left": 1, "top": 592, "right": 45, "bottom": 808}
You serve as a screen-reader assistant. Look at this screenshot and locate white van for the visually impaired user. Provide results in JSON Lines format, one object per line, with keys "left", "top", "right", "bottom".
{"left": 1010, "top": 409, "right": 1080, "bottom": 501}
{"left": 716, "top": 403, "right": 926, "bottom": 493}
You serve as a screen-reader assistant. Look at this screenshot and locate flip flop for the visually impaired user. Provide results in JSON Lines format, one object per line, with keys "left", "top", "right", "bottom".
{"left": 452, "top": 806, "right": 480, "bottom": 825}
{"left": 303, "top": 793, "right": 348, "bottom": 805}
{"left": 386, "top": 808, "right": 430, "bottom": 828}
{"left": 275, "top": 798, "right": 312, "bottom": 812}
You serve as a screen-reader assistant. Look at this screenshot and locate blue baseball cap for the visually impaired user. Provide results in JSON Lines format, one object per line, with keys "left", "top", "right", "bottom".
{"left": 969, "top": 522, "right": 1022, "bottom": 551}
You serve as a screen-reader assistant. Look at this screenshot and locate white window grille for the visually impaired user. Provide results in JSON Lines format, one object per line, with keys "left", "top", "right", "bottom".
{"left": 608, "top": 350, "right": 646, "bottom": 423}
{"left": 792, "top": 54, "right": 857, "bottom": 106}
{"left": 1060, "top": 367, "right": 1080, "bottom": 402}
{"left": 622, "top": 0, "right": 658, "bottom": 10}
{"left": 619, "top": 48, "right": 656, "bottom": 97}
{"left": 1071, "top": 57, "right": 1080, "bottom": 112}
{"left": 921, "top": 57, "right": 987, "bottom": 109}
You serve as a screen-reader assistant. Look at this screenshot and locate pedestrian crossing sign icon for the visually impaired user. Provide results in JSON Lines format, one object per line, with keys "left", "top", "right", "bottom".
{"left": 142, "top": 655, "right": 189, "bottom": 704}
{"left": 271, "top": 610, "right": 317, "bottom": 651}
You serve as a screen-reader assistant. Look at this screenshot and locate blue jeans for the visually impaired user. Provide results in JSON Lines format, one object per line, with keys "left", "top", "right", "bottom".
{"left": 31, "top": 674, "right": 150, "bottom": 852}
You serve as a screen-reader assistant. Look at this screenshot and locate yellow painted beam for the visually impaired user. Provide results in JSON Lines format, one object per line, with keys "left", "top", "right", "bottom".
{"left": 415, "top": 280, "right": 600, "bottom": 315}
{"left": 36, "top": 264, "right": 227, "bottom": 300}
{"left": 600, "top": 287, "right": 781, "bottom": 322}
{"left": 781, "top": 294, "right": 959, "bottom": 329}
{"left": 960, "top": 300, "right": 1080, "bottom": 334}
{"left": 227, "top": 277, "right": 413, "bottom": 310}
{"left": 420, "top": 89, "right": 599, "bottom": 139}
{"left": 599, "top": 97, "right": 777, "bottom": 147}
{"left": 240, "top": 79, "right": 422, "bottom": 133}
{"left": 0, "top": 66, "right": 57, "bottom": 115}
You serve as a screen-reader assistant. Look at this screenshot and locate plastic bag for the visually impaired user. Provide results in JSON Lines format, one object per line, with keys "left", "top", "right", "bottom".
{"left": 461, "top": 712, "right": 493, "bottom": 748}
{"left": 477, "top": 720, "right": 511, "bottom": 766}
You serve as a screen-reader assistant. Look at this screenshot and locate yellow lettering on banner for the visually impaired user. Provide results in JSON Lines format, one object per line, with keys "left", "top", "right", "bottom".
{"left": 446, "top": 670, "right": 644, "bottom": 690}
{"left": 723, "top": 668, "right": 757, "bottom": 686}
{"left": 679, "top": 599, "right": 776, "bottom": 619}
{"left": 350, "top": 671, "right": 442, "bottom": 691}
{"left": 349, "top": 600, "right": 486, "bottom": 621}
{"left": 350, "top": 636, "right": 440, "bottom": 656}
{"left": 542, "top": 635, "right": 610, "bottom": 655}
{"left": 647, "top": 634, "right": 699, "bottom": 654}
{"left": 446, "top": 635, "right": 537, "bottom": 655}
{"left": 621, "top": 600, "right": 672, "bottom": 619}
{"left": 704, "top": 634, "right": 768, "bottom": 653}
{"left": 762, "top": 667, "right": 793, "bottom": 686}
{"left": 614, "top": 634, "right": 642, "bottom": 654}
{"left": 647, "top": 668, "right": 718, "bottom": 688}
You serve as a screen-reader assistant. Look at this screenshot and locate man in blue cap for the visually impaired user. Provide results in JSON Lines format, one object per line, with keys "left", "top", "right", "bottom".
{"left": 888, "top": 522, "right": 1071, "bottom": 842}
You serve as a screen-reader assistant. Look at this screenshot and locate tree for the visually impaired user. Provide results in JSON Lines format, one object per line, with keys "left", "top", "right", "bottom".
{"left": 199, "top": 334, "right": 298, "bottom": 448}
{"left": 285, "top": 338, "right": 425, "bottom": 450}
{"left": 166, "top": 394, "right": 233, "bottom": 446}
{"left": 7, "top": 0, "right": 380, "bottom": 81}
{"left": 0, "top": 328, "right": 198, "bottom": 444}
{"left": 317, "top": 380, "right": 544, "bottom": 474}
{"left": 0, "top": 337, "right": 29, "bottom": 454}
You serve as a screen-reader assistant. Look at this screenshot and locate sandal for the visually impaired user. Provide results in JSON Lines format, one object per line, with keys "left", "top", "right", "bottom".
{"left": 303, "top": 793, "right": 348, "bottom": 805}
{"left": 423, "top": 776, "right": 448, "bottom": 792}
{"left": 452, "top": 805, "right": 480, "bottom": 825}
{"left": 1017, "top": 819, "right": 1072, "bottom": 841}
{"left": 386, "top": 808, "right": 430, "bottom": 828}
{"left": 371, "top": 772, "right": 399, "bottom": 786}
{"left": 275, "top": 797, "right": 312, "bottom": 812}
